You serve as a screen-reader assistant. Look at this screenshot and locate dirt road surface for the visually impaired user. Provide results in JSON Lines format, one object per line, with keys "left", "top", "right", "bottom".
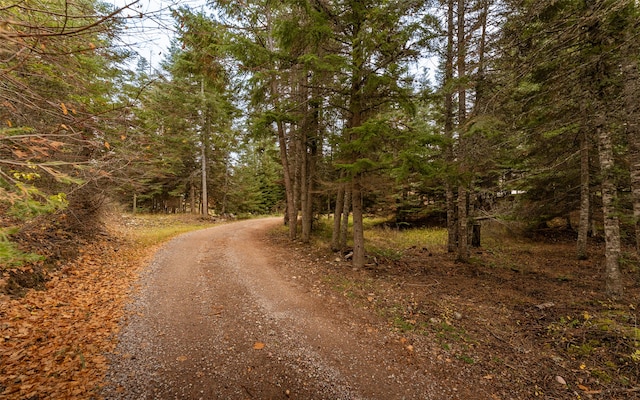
{"left": 102, "top": 218, "right": 477, "bottom": 399}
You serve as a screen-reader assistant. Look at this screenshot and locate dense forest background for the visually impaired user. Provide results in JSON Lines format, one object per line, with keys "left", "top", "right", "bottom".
{"left": 1, "top": 0, "right": 639, "bottom": 297}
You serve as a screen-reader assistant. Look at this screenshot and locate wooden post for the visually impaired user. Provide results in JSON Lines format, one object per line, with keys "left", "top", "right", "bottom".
{"left": 471, "top": 221, "right": 481, "bottom": 247}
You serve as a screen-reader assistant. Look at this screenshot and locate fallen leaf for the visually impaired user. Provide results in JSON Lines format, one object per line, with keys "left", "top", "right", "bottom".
{"left": 483, "top": 374, "right": 493, "bottom": 380}
{"left": 176, "top": 355, "right": 188, "bottom": 362}
{"left": 253, "top": 342, "right": 265, "bottom": 350}
{"left": 578, "top": 384, "right": 590, "bottom": 391}
{"left": 555, "top": 375, "right": 567, "bottom": 385}
{"left": 12, "top": 149, "right": 28, "bottom": 158}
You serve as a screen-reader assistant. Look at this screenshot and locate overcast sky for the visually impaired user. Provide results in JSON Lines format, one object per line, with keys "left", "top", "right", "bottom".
{"left": 108, "top": 0, "right": 436, "bottom": 83}
{"left": 110, "top": 0, "right": 207, "bottom": 70}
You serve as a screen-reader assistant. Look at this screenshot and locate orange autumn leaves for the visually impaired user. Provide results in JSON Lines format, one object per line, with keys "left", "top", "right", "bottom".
{"left": 0, "top": 238, "right": 155, "bottom": 399}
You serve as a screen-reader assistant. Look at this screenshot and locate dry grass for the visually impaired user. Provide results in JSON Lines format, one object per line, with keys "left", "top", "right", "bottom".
{"left": 107, "top": 214, "right": 216, "bottom": 247}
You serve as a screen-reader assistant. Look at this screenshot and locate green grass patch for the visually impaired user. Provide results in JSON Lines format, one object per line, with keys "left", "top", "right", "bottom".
{"left": 0, "top": 240, "right": 44, "bottom": 269}
{"left": 0, "top": 227, "right": 44, "bottom": 269}
{"left": 322, "top": 274, "right": 356, "bottom": 293}
{"left": 457, "top": 354, "right": 475, "bottom": 364}
{"left": 568, "top": 341, "right": 598, "bottom": 356}
{"left": 393, "top": 316, "right": 416, "bottom": 332}
{"left": 133, "top": 226, "right": 208, "bottom": 246}
{"left": 125, "top": 215, "right": 214, "bottom": 246}
{"left": 435, "top": 321, "right": 468, "bottom": 342}
{"left": 590, "top": 369, "right": 613, "bottom": 384}
{"left": 368, "top": 246, "right": 404, "bottom": 261}
{"left": 314, "top": 217, "right": 447, "bottom": 256}
{"left": 366, "top": 224, "right": 447, "bottom": 253}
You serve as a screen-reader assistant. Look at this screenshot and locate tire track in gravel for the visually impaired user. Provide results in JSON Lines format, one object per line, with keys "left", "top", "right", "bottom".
{"left": 103, "top": 218, "right": 454, "bottom": 399}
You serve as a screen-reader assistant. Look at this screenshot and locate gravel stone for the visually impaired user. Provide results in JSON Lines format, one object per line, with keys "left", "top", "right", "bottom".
{"left": 103, "top": 218, "right": 450, "bottom": 399}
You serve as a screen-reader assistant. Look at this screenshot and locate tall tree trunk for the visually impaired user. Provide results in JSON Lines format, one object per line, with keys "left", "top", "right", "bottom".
{"left": 302, "top": 140, "right": 317, "bottom": 243}
{"left": 132, "top": 193, "right": 137, "bottom": 214}
{"left": 623, "top": 50, "right": 640, "bottom": 252}
{"left": 200, "top": 81, "right": 208, "bottom": 217}
{"left": 577, "top": 129, "right": 590, "bottom": 260}
{"left": 201, "top": 139, "right": 208, "bottom": 216}
{"left": 346, "top": 8, "right": 366, "bottom": 269}
{"left": 277, "top": 118, "right": 297, "bottom": 239}
{"left": 474, "top": 0, "right": 488, "bottom": 108}
{"left": 293, "top": 124, "right": 302, "bottom": 237}
{"left": 352, "top": 176, "right": 365, "bottom": 268}
{"left": 271, "top": 75, "right": 296, "bottom": 237}
{"left": 300, "top": 70, "right": 319, "bottom": 243}
{"left": 597, "top": 124, "right": 623, "bottom": 297}
{"left": 340, "top": 185, "right": 352, "bottom": 250}
{"left": 221, "top": 157, "right": 229, "bottom": 214}
{"left": 446, "top": 186, "right": 457, "bottom": 252}
{"left": 265, "top": 5, "right": 296, "bottom": 239}
{"left": 190, "top": 183, "right": 196, "bottom": 214}
{"left": 300, "top": 131, "right": 310, "bottom": 242}
{"left": 457, "top": 186, "right": 469, "bottom": 262}
{"left": 629, "top": 131, "right": 640, "bottom": 253}
{"left": 629, "top": 119, "right": 640, "bottom": 254}
{"left": 456, "top": 0, "right": 469, "bottom": 262}
{"left": 331, "top": 181, "right": 345, "bottom": 251}
{"left": 444, "top": 0, "right": 457, "bottom": 253}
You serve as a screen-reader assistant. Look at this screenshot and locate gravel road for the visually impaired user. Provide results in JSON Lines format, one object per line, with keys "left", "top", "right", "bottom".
{"left": 102, "top": 218, "right": 456, "bottom": 399}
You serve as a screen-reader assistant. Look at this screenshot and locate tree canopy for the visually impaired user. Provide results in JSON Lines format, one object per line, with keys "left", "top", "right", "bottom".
{"left": 2, "top": 0, "right": 639, "bottom": 297}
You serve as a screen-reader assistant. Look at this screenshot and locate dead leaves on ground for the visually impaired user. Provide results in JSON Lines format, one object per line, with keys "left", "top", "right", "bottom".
{"left": 0, "top": 238, "right": 155, "bottom": 399}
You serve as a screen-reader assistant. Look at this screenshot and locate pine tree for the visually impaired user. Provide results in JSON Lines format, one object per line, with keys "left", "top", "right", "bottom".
{"left": 303, "top": 0, "right": 437, "bottom": 267}
{"left": 120, "top": 8, "right": 237, "bottom": 215}
{"left": 0, "top": 0, "right": 129, "bottom": 221}
{"left": 493, "top": 0, "right": 636, "bottom": 296}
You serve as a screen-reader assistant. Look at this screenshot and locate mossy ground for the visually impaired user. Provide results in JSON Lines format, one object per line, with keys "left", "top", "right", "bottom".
{"left": 274, "top": 217, "right": 640, "bottom": 399}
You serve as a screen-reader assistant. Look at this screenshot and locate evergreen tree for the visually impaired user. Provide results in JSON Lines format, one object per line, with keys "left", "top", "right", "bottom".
{"left": 122, "top": 7, "right": 237, "bottom": 214}
{"left": 0, "top": 0, "right": 129, "bottom": 221}
{"left": 493, "top": 0, "right": 638, "bottom": 296}
{"left": 297, "top": 0, "right": 437, "bottom": 267}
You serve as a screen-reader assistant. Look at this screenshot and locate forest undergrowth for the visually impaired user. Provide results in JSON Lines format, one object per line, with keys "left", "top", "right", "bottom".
{"left": 273, "top": 218, "right": 640, "bottom": 399}
{"left": 0, "top": 214, "right": 638, "bottom": 399}
{"left": 0, "top": 213, "right": 216, "bottom": 399}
